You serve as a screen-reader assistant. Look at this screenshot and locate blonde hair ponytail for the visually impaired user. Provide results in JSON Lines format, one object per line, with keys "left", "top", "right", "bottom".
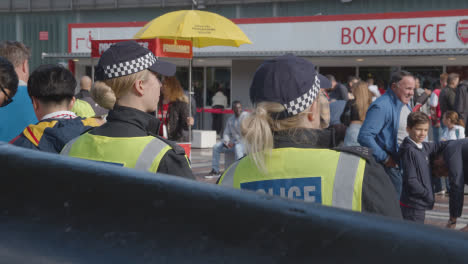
{"left": 91, "top": 81, "right": 116, "bottom": 110}
{"left": 241, "top": 102, "right": 310, "bottom": 173}
{"left": 241, "top": 103, "right": 275, "bottom": 173}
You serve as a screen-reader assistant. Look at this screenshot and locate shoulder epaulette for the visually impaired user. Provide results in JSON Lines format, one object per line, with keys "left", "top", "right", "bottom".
{"left": 23, "top": 121, "right": 58, "bottom": 147}
{"left": 334, "top": 145, "right": 374, "bottom": 163}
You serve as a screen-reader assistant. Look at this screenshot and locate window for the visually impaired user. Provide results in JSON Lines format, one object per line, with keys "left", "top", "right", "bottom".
{"left": 206, "top": 67, "right": 231, "bottom": 108}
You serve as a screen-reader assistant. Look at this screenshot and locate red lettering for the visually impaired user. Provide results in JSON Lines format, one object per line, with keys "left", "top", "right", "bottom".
{"left": 423, "top": 24, "right": 434, "bottom": 43}
{"left": 342, "top": 27, "right": 351, "bottom": 45}
{"left": 353, "top": 26, "right": 365, "bottom": 44}
{"left": 383, "top": 26, "right": 396, "bottom": 44}
{"left": 366, "top": 26, "right": 377, "bottom": 44}
{"left": 408, "top": 25, "right": 416, "bottom": 43}
{"left": 398, "top": 25, "right": 407, "bottom": 43}
{"left": 436, "top": 24, "right": 446, "bottom": 42}
{"left": 417, "top": 25, "right": 421, "bottom": 43}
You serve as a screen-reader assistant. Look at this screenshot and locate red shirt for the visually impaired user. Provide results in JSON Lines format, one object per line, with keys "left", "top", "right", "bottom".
{"left": 158, "top": 103, "right": 170, "bottom": 137}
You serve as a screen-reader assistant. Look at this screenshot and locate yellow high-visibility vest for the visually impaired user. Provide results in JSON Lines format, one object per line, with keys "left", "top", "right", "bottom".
{"left": 61, "top": 133, "right": 172, "bottom": 173}
{"left": 218, "top": 148, "right": 366, "bottom": 212}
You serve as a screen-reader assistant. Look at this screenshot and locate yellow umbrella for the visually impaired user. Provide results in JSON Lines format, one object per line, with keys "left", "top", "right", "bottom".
{"left": 133, "top": 10, "right": 252, "bottom": 47}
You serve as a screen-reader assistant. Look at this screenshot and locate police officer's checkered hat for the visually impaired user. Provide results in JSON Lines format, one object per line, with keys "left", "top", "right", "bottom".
{"left": 95, "top": 40, "right": 176, "bottom": 81}
{"left": 249, "top": 54, "right": 331, "bottom": 120}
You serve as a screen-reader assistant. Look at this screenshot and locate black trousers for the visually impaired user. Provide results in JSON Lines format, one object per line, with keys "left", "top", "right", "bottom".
{"left": 401, "top": 205, "right": 426, "bottom": 223}
{"left": 212, "top": 105, "right": 224, "bottom": 135}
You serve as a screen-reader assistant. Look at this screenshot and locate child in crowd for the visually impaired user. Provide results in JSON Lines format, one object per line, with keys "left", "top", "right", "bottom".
{"left": 441, "top": 111, "right": 465, "bottom": 141}
{"left": 10, "top": 64, "right": 100, "bottom": 153}
{"left": 399, "top": 112, "right": 449, "bottom": 223}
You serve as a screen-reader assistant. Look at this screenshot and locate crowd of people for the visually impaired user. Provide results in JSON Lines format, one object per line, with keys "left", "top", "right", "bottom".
{"left": 1, "top": 40, "right": 468, "bottom": 230}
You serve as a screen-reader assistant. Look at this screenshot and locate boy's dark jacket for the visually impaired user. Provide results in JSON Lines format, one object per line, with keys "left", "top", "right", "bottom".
{"left": 399, "top": 137, "right": 448, "bottom": 210}
{"left": 10, "top": 117, "right": 100, "bottom": 153}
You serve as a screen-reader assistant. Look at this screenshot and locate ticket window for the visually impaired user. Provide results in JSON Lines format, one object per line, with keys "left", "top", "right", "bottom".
{"left": 402, "top": 66, "right": 443, "bottom": 90}
{"left": 206, "top": 67, "right": 231, "bottom": 108}
{"left": 175, "top": 66, "right": 204, "bottom": 108}
{"left": 359, "top": 67, "right": 395, "bottom": 92}
{"left": 319, "top": 67, "right": 356, "bottom": 85}
{"left": 447, "top": 66, "right": 468, "bottom": 83}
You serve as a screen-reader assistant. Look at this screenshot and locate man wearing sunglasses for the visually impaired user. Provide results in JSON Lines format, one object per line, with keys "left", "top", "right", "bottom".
{"left": 0, "top": 41, "right": 38, "bottom": 142}
{"left": 0, "top": 56, "right": 18, "bottom": 108}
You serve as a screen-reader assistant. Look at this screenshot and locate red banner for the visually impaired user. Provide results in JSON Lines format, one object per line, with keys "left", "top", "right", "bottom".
{"left": 155, "top": 39, "right": 193, "bottom": 59}
{"left": 91, "top": 38, "right": 193, "bottom": 59}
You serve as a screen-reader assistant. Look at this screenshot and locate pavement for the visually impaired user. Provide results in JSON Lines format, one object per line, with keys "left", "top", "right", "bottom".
{"left": 189, "top": 147, "right": 468, "bottom": 231}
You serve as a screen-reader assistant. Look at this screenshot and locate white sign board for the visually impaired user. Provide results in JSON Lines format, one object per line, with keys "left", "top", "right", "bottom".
{"left": 69, "top": 11, "right": 468, "bottom": 54}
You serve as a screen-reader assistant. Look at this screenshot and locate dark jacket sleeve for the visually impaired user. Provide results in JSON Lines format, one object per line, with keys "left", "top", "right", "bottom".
{"left": 361, "top": 157, "right": 402, "bottom": 218}
{"left": 455, "top": 84, "right": 467, "bottom": 122}
{"left": 157, "top": 148, "right": 195, "bottom": 180}
{"left": 426, "top": 140, "right": 450, "bottom": 157}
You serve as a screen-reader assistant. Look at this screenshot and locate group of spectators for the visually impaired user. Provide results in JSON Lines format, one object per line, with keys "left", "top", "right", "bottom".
{"left": 1, "top": 39, "right": 468, "bottom": 230}
{"left": 321, "top": 70, "right": 468, "bottom": 228}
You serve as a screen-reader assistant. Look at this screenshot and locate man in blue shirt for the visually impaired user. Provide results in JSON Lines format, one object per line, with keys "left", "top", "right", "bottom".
{"left": 0, "top": 41, "right": 37, "bottom": 142}
{"left": 208, "top": 101, "right": 247, "bottom": 177}
{"left": 358, "top": 71, "right": 415, "bottom": 198}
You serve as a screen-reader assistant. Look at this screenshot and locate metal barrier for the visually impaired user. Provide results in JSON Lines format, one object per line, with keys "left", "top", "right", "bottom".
{"left": 0, "top": 142, "right": 467, "bottom": 263}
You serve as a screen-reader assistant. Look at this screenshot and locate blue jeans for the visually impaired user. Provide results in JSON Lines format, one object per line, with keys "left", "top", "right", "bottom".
{"left": 212, "top": 141, "right": 245, "bottom": 172}
{"left": 384, "top": 166, "right": 402, "bottom": 199}
{"left": 431, "top": 125, "right": 445, "bottom": 192}
{"left": 344, "top": 123, "right": 361, "bottom": 147}
{"left": 432, "top": 125, "right": 442, "bottom": 143}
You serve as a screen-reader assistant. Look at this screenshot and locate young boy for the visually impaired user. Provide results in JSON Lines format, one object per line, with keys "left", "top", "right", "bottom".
{"left": 399, "top": 112, "right": 449, "bottom": 223}
{"left": 10, "top": 64, "right": 100, "bottom": 153}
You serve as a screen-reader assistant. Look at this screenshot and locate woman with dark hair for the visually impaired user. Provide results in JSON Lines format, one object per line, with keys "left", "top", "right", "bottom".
{"left": 158, "top": 76, "right": 193, "bottom": 142}
{"left": 0, "top": 56, "right": 18, "bottom": 107}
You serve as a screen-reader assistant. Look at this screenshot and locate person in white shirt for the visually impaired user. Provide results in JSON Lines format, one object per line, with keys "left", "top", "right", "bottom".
{"left": 211, "top": 86, "right": 228, "bottom": 134}
{"left": 441, "top": 110, "right": 465, "bottom": 141}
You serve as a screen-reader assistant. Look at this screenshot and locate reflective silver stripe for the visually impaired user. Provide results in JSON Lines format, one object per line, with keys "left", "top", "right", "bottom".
{"left": 219, "top": 160, "right": 240, "bottom": 186}
{"left": 134, "top": 138, "right": 168, "bottom": 171}
{"left": 60, "top": 137, "right": 80, "bottom": 155}
{"left": 332, "top": 152, "right": 361, "bottom": 210}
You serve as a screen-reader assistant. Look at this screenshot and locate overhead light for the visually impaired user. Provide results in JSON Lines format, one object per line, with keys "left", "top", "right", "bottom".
{"left": 192, "top": 0, "right": 205, "bottom": 9}
{"left": 356, "top": 58, "right": 364, "bottom": 62}
{"left": 448, "top": 57, "right": 456, "bottom": 61}
{"left": 72, "top": 59, "right": 79, "bottom": 62}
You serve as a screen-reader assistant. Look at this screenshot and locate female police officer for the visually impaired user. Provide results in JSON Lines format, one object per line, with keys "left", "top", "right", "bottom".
{"left": 218, "top": 54, "right": 401, "bottom": 217}
{"left": 61, "top": 41, "right": 193, "bottom": 179}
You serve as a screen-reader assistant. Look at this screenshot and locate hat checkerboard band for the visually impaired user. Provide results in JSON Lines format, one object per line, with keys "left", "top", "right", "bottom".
{"left": 104, "top": 52, "right": 157, "bottom": 79}
{"left": 284, "top": 74, "right": 320, "bottom": 116}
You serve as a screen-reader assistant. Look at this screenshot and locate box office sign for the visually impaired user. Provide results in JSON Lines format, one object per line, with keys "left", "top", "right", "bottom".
{"left": 70, "top": 10, "right": 468, "bottom": 55}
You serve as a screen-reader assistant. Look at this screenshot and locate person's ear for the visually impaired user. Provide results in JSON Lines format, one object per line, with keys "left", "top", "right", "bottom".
{"left": 68, "top": 97, "right": 76, "bottom": 110}
{"left": 307, "top": 108, "right": 315, "bottom": 122}
{"left": 22, "top": 60, "right": 29, "bottom": 76}
{"left": 406, "top": 126, "right": 411, "bottom": 134}
{"left": 306, "top": 101, "right": 320, "bottom": 128}
{"left": 133, "top": 79, "right": 145, "bottom": 96}
{"left": 31, "top": 96, "right": 39, "bottom": 111}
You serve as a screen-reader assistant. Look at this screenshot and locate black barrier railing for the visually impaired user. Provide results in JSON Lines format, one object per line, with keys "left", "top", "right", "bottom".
{"left": 0, "top": 142, "right": 467, "bottom": 263}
